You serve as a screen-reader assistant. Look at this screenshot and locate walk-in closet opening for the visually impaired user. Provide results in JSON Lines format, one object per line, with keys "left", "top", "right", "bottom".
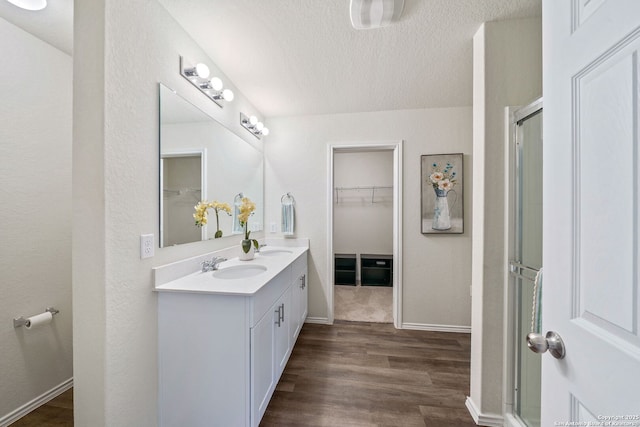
{"left": 327, "top": 141, "right": 403, "bottom": 327}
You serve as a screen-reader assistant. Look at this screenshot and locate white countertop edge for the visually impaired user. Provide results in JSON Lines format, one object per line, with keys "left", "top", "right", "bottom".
{"left": 153, "top": 239, "right": 309, "bottom": 296}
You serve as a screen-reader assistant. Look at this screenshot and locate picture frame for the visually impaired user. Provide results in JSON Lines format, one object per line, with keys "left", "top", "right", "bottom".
{"left": 421, "top": 153, "right": 463, "bottom": 234}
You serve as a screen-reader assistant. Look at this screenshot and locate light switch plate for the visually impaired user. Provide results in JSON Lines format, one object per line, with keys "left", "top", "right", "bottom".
{"left": 140, "top": 234, "right": 154, "bottom": 259}
{"left": 270, "top": 222, "right": 277, "bottom": 233}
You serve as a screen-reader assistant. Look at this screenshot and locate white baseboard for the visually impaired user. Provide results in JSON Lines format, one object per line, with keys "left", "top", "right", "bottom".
{"left": 402, "top": 322, "right": 471, "bottom": 333}
{"left": 465, "top": 396, "right": 504, "bottom": 427}
{"left": 304, "top": 317, "right": 331, "bottom": 325}
{"left": 504, "top": 413, "right": 528, "bottom": 427}
{"left": 0, "top": 378, "right": 73, "bottom": 427}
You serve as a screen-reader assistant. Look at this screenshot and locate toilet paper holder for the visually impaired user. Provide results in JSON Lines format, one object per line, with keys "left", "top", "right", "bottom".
{"left": 13, "top": 307, "right": 59, "bottom": 328}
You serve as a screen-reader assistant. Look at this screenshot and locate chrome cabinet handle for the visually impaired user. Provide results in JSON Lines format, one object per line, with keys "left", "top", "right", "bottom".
{"left": 275, "top": 306, "right": 282, "bottom": 327}
{"left": 527, "top": 330, "right": 566, "bottom": 359}
{"left": 300, "top": 274, "right": 306, "bottom": 289}
{"left": 280, "top": 303, "right": 285, "bottom": 323}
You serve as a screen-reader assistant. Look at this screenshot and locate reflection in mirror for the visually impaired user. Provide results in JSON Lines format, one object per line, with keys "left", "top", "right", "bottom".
{"left": 161, "top": 151, "right": 206, "bottom": 246}
{"left": 159, "top": 83, "right": 263, "bottom": 247}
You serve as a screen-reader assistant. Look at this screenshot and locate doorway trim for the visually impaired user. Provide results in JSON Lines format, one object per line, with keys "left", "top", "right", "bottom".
{"left": 326, "top": 140, "right": 403, "bottom": 328}
{"left": 160, "top": 148, "right": 207, "bottom": 247}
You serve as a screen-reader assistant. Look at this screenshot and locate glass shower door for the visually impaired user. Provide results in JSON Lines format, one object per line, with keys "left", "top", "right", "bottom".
{"left": 513, "top": 104, "right": 542, "bottom": 427}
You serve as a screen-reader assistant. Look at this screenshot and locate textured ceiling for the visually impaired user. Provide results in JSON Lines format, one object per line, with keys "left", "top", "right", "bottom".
{"left": 158, "top": 0, "right": 541, "bottom": 117}
{"left": 0, "top": 0, "right": 540, "bottom": 117}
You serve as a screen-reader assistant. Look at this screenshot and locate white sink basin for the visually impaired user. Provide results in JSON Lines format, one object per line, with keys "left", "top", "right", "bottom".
{"left": 212, "top": 264, "right": 268, "bottom": 280}
{"left": 258, "top": 249, "right": 293, "bottom": 257}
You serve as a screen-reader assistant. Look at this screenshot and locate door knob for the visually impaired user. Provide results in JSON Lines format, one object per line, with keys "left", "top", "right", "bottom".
{"left": 527, "top": 330, "right": 566, "bottom": 359}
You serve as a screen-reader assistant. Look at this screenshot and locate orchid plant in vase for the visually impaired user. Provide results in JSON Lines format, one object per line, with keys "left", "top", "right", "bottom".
{"left": 193, "top": 200, "right": 232, "bottom": 238}
{"left": 238, "top": 197, "right": 259, "bottom": 255}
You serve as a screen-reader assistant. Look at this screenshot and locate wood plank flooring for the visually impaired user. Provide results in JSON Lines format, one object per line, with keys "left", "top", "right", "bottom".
{"left": 11, "top": 322, "right": 475, "bottom": 427}
{"left": 260, "top": 321, "right": 476, "bottom": 427}
{"left": 9, "top": 388, "right": 73, "bottom": 427}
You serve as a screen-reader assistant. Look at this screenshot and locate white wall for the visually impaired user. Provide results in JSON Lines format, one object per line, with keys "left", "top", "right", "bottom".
{"left": 264, "top": 107, "right": 472, "bottom": 328}
{"left": 334, "top": 151, "right": 394, "bottom": 277}
{"left": 468, "top": 17, "right": 542, "bottom": 424}
{"left": 0, "top": 17, "right": 72, "bottom": 421}
{"left": 73, "top": 1, "right": 265, "bottom": 424}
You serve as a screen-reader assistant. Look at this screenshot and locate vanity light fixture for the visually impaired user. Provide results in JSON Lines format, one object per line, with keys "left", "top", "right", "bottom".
{"left": 184, "top": 63, "right": 210, "bottom": 79}
{"left": 240, "top": 112, "right": 269, "bottom": 139}
{"left": 5, "top": 0, "right": 47, "bottom": 10}
{"left": 180, "top": 56, "right": 234, "bottom": 107}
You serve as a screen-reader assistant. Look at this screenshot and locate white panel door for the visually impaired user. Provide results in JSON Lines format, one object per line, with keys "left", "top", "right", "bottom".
{"left": 543, "top": 0, "right": 640, "bottom": 423}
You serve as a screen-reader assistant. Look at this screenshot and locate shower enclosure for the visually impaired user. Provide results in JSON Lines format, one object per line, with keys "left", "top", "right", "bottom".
{"left": 507, "top": 99, "right": 542, "bottom": 427}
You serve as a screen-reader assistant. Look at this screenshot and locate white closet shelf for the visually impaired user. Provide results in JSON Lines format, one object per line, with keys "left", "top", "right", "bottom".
{"left": 334, "top": 186, "right": 392, "bottom": 204}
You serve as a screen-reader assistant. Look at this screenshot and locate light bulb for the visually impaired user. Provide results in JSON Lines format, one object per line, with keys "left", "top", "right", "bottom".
{"left": 255, "top": 122, "right": 264, "bottom": 131}
{"left": 222, "top": 89, "right": 234, "bottom": 102}
{"left": 209, "top": 77, "right": 223, "bottom": 91}
{"left": 249, "top": 115, "right": 258, "bottom": 126}
{"left": 195, "top": 63, "right": 210, "bottom": 79}
{"left": 261, "top": 127, "right": 270, "bottom": 136}
{"left": 6, "top": 0, "right": 47, "bottom": 10}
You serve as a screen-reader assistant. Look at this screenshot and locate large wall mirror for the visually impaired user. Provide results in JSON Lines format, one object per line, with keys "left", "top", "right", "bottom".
{"left": 159, "top": 83, "right": 263, "bottom": 247}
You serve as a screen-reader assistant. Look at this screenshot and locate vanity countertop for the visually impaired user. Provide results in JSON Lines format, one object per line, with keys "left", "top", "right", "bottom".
{"left": 154, "top": 244, "right": 308, "bottom": 296}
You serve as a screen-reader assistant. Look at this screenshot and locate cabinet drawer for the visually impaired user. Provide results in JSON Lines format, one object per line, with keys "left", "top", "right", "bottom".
{"left": 291, "top": 251, "right": 308, "bottom": 278}
{"left": 250, "top": 267, "right": 291, "bottom": 327}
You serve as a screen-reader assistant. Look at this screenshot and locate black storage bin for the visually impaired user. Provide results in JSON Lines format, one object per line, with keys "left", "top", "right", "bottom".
{"left": 334, "top": 254, "right": 356, "bottom": 285}
{"left": 360, "top": 254, "right": 393, "bottom": 287}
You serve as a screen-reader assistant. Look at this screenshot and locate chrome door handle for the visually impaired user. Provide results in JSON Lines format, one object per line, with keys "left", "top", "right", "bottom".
{"left": 527, "top": 330, "right": 566, "bottom": 359}
{"left": 275, "top": 306, "right": 282, "bottom": 327}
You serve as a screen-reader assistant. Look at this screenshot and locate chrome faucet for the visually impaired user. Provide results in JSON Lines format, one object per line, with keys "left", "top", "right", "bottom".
{"left": 201, "top": 256, "right": 227, "bottom": 272}
{"left": 256, "top": 243, "right": 267, "bottom": 253}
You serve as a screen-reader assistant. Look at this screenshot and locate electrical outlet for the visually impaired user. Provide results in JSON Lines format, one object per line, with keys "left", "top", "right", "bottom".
{"left": 270, "top": 222, "right": 277, "bottom": 233}
{"left": 140, "top": 234, "right": 154, "bottom": 259}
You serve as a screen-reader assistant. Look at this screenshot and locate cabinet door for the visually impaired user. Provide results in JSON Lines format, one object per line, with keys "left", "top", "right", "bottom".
{"left": 290, "top": 275, "right": 301, "bottom": 344}
{"left": 299, "top": 270, "right": 308, "bottom": 330}
{"left": 250, "top": 309, "right": 275, "bottom": 425}
{"left": 274, "top": 288, "right": 291, "bottom": 378}
{"left": 290, "top": 272, "right": 308, "bottom": 343}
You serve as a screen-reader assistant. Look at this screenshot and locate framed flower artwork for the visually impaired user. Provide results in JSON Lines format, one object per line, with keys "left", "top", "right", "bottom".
{"left": 421, "top": 153, "right": 464, "bottom": 234}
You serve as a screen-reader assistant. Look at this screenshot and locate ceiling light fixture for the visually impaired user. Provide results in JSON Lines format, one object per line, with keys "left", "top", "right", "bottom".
{"left": 180, "top": 56, "right": 234, "bottom": 108}
{"left": 240, "top": 113, "right": 269, "bottom": 139}
{"left": 5, "top": 0, "right": 47, "bottom": 10}
{"left": 349, "top": 0, "right": 404, "bottom": 30}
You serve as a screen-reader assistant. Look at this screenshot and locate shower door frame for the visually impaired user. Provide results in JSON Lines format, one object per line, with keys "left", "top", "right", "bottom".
{"left": 503, "top": 98, "right": 543, "bottom": 427}
{"left": 327, "top": 140, "right": 403, "bottom": 328}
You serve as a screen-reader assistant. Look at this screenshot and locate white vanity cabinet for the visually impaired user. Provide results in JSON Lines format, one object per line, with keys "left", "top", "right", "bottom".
{"left": 251, "top": 282, "right": 291, "bottom": 423}
{"left": 157, "top": 249, "right": 307, "bottom": 427}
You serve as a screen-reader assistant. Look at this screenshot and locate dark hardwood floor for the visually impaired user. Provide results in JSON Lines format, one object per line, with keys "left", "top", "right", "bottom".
{"left": 11, "top": 322, "right": 475, "bottom": 427}
{"left": 9, "top": 388, "right": 73, "bottom": 427}
{"left": 261, "top": 321, "right": 476, "bottom": 427}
